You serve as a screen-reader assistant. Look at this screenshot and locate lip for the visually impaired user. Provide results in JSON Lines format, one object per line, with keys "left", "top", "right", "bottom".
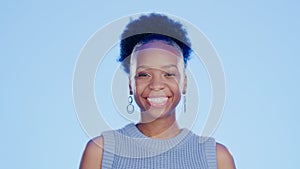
{"left": 146, "top": 96, "right": 169, "bottom": 107}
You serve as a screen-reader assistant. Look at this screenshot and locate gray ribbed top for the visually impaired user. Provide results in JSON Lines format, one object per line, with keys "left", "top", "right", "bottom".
{"left": 101, "top": 123, "right": 216, "bottom": 169}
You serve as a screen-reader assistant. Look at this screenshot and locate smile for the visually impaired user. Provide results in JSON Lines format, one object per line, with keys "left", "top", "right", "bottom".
{"left": 147, "top": 97, "right": 169, "bottom": 107}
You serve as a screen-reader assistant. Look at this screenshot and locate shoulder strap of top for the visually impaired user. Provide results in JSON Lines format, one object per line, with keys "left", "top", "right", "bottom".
{"left": 201, "top": 137, "right": 217, "bottom": 169}
{"left": 101, "top": 130, "right": 115, "bottom": 169}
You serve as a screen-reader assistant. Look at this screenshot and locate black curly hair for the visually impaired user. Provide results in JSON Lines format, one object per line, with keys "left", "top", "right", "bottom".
{"left": 119, "top": 13, "right": 192, "bottom": 73}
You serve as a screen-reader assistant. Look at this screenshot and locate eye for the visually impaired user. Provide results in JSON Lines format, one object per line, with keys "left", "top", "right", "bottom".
{"left": 136, "top": 72, "right": 151, "bottom": 78}
{"left": 165, "top": 72, "right": 176, "bottom": 77}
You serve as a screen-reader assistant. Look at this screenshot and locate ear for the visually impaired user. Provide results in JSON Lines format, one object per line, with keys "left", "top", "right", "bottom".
{"left": 182, "top": 75, "right": 187, "bottom": 94}
{"left": 129, "top": 78, "right": 133, "bottom": 95}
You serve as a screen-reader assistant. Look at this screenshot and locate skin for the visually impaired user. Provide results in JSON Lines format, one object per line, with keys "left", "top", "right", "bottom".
{"left": 131, "top": 43, "right": 185, "bottom": 130}
{"left": 79, "top": 40, "right": 236, "bottom": 169}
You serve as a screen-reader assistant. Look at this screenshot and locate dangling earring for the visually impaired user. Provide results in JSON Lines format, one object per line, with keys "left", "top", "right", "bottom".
{"left": 127, "top": 95, "right": 134, "bottom": 114}
{"left": 183, "top": 95, "right": 186, "bottom": 113}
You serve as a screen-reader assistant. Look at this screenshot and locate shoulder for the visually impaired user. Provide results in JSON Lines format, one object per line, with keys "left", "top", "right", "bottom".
{"left": 216, "top": 142, "right": 236, "bottom": 169}
{"left": 79, "top": 136, "right": 104, "bottom": 169}
{"left": 86, "top": 136, "right": 104, "bottom": 150}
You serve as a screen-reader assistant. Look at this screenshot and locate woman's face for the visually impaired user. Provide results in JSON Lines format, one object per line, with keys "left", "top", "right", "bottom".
{"left": 130, "top": 41, "right": 186, "bottom": 121}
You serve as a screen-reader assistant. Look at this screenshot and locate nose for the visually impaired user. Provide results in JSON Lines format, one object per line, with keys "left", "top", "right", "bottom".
{"left": 149, "top": 73, "right": 165, "bottom": 90}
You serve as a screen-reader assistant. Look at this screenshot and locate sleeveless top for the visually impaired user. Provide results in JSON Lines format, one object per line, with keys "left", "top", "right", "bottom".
{"left": 101, "top": 123, "right": 217, "bottom": 169}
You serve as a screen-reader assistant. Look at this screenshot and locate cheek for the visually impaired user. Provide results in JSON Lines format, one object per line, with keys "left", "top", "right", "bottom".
{"left": 134, "top": 81, "right": 148, "bottom": 94}
{"left": 173, "top": 87, "right": 181, "bottom": 96}
{"left": 169, "top": 79, "right": 181, "bottom": 91}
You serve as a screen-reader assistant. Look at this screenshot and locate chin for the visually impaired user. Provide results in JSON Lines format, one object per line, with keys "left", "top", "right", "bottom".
{"left": 140, "top": 108, "right": 175, "bottom": 122}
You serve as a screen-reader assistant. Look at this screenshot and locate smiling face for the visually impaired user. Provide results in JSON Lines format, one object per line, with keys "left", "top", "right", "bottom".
{"left": 130, "top": 40, "right": 187, "bottom": 122}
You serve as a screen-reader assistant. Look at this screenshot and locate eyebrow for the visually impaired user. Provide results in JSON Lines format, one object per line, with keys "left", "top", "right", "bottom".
{"left": 136, "top": 64, "right": 178, "bottom": 70}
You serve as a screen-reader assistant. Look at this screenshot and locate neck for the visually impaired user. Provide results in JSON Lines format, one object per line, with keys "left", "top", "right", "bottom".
{"left": 137, "top": 114, "right": 181, "bottom": 139}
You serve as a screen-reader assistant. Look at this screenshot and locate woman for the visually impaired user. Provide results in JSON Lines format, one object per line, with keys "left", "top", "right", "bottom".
{"left": 80, "top": 13, "right": 236, "bottom": 169}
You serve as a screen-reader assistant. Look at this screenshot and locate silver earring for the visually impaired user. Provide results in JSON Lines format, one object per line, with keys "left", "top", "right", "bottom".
{"left": 127, "top": 95, "right": 134, "bottom": 114}
{"left": 183, "top": 95, "right": 186, "bottom": 113}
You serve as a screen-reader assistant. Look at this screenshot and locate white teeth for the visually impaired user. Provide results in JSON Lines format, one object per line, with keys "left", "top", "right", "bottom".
{"left": 147, "top": 97, "right": 168, "bottom": 104}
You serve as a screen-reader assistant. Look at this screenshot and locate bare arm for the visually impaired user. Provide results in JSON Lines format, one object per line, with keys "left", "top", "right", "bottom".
{"left": 216, "top": 143, "right": 236, "bottom": 169}
{"left": 79, "top": 136, "right": 104, "bottom": 169}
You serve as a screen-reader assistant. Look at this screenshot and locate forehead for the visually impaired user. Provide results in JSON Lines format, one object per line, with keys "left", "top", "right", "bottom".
{"left": 133, "top": 41, "right": 183, "bottom": 67}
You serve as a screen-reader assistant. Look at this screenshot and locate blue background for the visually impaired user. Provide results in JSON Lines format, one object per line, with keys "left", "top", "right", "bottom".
{"left": 1, "top": 0, "right": 299, "bottom": 168}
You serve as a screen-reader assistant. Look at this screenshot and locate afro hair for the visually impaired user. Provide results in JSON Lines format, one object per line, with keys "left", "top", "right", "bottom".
{"left": 119, "top": 13, "right": 192, "bottom": 73}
